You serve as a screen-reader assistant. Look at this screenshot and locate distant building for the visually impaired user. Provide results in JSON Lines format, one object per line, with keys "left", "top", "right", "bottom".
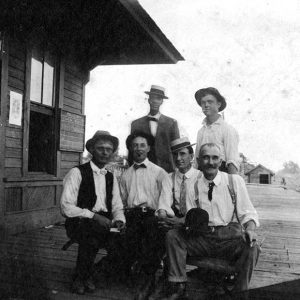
{"left": 245, "top": 164, "right": 275, "bottom": 184}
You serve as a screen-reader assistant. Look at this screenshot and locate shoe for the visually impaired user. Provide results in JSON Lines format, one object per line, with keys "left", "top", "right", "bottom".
{"left": 84, "top": 278, "right": 96, "bottom": 293}
{"left": 134, "top": 274, "right": 155, "bottom": 300}
{"left": 164, "top": 282, "right": 187, "bottom": 300}
{"left": 71, "top": 277, "right": 85, "bottom": 295}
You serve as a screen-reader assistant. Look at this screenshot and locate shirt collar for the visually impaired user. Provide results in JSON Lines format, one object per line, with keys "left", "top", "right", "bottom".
{"left": 90, "top": 161, "right": 107, "bottom": 175}
{"left": 147, "top": 112, "right": 161, "bottom": 120}
{"left": 177, "top": 167, "right": 197, "bottom": 179}
{"left": 202, "top": 170, "right": 221, "bottom": 186}
{"left": 133, "top": 158, "right": 150, "bottom": 167}
{"left": 202, "top": 114, "right": 223, "bottom": 127}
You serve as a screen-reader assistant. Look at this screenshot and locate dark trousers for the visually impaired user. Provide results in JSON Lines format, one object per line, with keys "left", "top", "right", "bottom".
{"left": 123, "top": 209, "right": 165, "bottom": 275}
{"left": 65, "top": 213, "right": 111, "bottom": 281}
{"left": 166, "top": 228, "right": 260, "bottom": 291}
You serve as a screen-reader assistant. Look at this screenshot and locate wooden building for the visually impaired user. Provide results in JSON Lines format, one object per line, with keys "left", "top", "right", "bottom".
{"left": 0, "top": 0, "right": 183, "bottom": 235}
{"left": 245, "top": 164, "right": 275, "bottom": 184}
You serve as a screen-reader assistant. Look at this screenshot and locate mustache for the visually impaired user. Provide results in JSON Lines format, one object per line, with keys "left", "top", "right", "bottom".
{"left": 205, "top": 164, "right": 217, "bottom": 169}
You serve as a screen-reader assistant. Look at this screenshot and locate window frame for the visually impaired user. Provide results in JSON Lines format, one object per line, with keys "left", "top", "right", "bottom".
{"left": 22, "top": 46, "right": 59, "bottom": 178}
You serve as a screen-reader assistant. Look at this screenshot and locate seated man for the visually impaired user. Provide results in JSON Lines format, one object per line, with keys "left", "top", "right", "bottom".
{"left": 60, "top": 130, "right": 125, "bottom": 295}
{"left": 158, "top": 136, "right": 201, "bottom": 229}
{"left": 162, "top": 143, "right": 259, "bottom": 299}
{"left": 119, "top": 131, "right": 173, "bottom": 300}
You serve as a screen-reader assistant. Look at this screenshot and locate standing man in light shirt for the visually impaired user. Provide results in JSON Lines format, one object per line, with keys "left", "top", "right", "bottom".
{"left": 163, "top": 143, "right": 259, "bottom": 299}
{"left": 194, "top": 87, "right": 239, "bottom": 174}
{"left": 130, "top": 85, "right": 180, "bottom": 172}
{"left": 60, "top": 131, "right": 125, "bottom": 295}
{"left": 119, "top": 131, "right": 172, "bottom": 300}
{"left": 158, "top": 137, "right": 201, "bottom": 228}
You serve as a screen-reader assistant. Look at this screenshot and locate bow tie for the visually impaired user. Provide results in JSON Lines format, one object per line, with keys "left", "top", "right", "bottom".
{"left": 134, "top": 163, "right": 147, "bottom": 170}
{"left": 148, "top": 117, "right": 158, "bottom": 122}
{"left": 95, "top": 169, "right": 107, "bottom": 175}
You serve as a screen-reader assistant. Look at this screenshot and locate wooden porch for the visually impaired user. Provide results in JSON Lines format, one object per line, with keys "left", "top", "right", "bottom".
{"left": 1, "top": 184, "right": 300, "bottom": 299}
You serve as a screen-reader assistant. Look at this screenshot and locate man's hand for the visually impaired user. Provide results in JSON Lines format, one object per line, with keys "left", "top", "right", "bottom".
{"left": 158, "top": 216, "right": 184, "bottom": 231}
{"left": 93, "top": 214, "right": 112, "bottom": 230}
{"left": 245, "top": 229, "right": 257, "bottom": 247}
{"left": 114, "top": 220, "right": 126, "bottom": 233}
{"left": 244, "top": 220, "right": 257, "bottom": 247}
{"left": 157, "top": 209, "right": 167, "bottom": 219}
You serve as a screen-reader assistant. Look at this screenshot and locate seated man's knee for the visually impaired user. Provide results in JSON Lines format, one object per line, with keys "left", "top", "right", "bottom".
{"left": 166, "top": 228, "right": 181, "bottom": 243}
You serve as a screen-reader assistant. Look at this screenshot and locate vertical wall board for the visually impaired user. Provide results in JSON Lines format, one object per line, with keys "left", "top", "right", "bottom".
{"left": 0, "top": 38, "right": 9, "bottom": 226}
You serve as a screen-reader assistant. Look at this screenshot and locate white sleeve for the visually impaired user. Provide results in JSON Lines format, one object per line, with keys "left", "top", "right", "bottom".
{"left": 60, "top": 168, "right": 94, "bottom": 219}
{"left": 234, "top": 175, "right": 259, "bottom": 227}
{"left": 157, "top": 172, "right": 175, "bottom": 217}
{"left": 111, "top": 174, "right": 126, "bottom": 223}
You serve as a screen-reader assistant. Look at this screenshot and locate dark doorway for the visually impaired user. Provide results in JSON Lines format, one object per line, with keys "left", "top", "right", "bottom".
{"left": 259, "top": 174, "right": 269, "bottom": 184}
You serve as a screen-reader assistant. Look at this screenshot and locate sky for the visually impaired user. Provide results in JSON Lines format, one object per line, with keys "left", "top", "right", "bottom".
{"left": 85, "top": 0, "right": 300, "bottom": 172}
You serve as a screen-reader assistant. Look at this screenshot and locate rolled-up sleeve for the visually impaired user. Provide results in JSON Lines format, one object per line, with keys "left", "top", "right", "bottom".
{"left": 157, "top": 172, "right": 175, "bottom": 217}
{"left": 224, "top": 125, "right": 240, "bottom": 170}
{"left": 60, "top": 168, "right": 94, "bottom": 219}
{"left": 235, "top": 176, "right": 259, "bottom": 227}
{"left": 111, "top": 174, "right": 126, "bottom": 223}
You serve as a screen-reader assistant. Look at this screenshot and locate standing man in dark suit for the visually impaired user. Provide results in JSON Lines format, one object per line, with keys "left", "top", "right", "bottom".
{"left": 130, "top": 85, "right": 180, "bottom": 173}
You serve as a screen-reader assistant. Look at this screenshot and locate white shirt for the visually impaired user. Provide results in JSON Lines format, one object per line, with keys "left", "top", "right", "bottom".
{"left": 60, "top": 161, "right": 125, "bottom": 223}
{"left": 147, "top": 112, "right": 161, "bottom": 137}
{"left": 194, "top": 115, "right": 239, "bottom": 169}
{"left": 197, "top": 171, "right": 259, "bottom": 227}
{"left": 120, "top": 158, "right": 173, "bottom": 215}
{"left": 158, "top": 167, "right": 201, "bottom": 217}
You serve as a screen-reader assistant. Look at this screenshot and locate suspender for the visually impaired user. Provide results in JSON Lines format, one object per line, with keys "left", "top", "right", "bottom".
{"left": 227, "top": 174, "right": 240, "bottom": 224}
{"left": 193, "top": 173, "right": 240, "bottom": 224}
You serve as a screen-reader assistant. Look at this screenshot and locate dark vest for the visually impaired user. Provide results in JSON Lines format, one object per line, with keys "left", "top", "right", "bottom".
{"left": 76, "top": 162, "right": 113, "bottom": 215}
{"left": 65, "top": 162, "right": 113, "bottom": 238}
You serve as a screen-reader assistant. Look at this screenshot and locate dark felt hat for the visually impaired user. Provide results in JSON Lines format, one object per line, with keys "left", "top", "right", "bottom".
{"left": 145, "top": 85, "right": 168, "bottom": 99}
{"left": 86, "top": 130, "right": 119, "bottom": 153}
{"left": 126, "top": 131, "right": 155, "bottom": 150}
{"left": 195, "top": 87, "right": 227, "bottom": 112}
{"left": 185, "top": 208, "right": 210, "bottom": 236}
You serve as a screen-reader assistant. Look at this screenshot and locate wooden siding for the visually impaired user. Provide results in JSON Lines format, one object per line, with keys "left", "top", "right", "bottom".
{"left": 248, "top": 165, "right": 273, "bottom": 184}
{"left": 5, "top": 40, "right": 26, "bottom": 178}
{"left": 60, "top": 151, "right": 81, "bottom": 177}
{"left": 63, "top": 63, "right": 84, "bottom": 114}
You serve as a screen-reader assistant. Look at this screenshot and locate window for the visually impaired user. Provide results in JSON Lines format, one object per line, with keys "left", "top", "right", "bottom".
{"left": 28, "top": 48, "right": 56, "bottom": 174}
{"left": 30, "top": 49, "right": 54, "bottom": 106}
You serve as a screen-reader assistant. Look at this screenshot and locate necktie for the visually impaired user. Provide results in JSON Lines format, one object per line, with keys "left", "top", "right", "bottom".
{"left": 179, "top": 175, "right": 187, "bottom": 215}
{"left": 134, "top": 163, "right": 146, "bottom": 170}
{"left": 148, "top": 117, "right": 158, "bottom": 122}
{"left": 208, "top": 182, "right": 215, "bottom": 201}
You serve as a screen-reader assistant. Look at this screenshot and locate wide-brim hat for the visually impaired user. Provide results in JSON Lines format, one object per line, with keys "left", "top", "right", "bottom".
{"left": 195, "top": 87, "right": 227, "bottom": 112}
{"left": 126, "top": 131, "right": 155, "bottom": 150}
{"left": 170, "top": 137, "right": 196, "bottom": 153}
{"left": 145, "top": 85, "right": 168, "bottom": 99}
{"left": 86, "top": 130, "right": 119, "bottom": 153}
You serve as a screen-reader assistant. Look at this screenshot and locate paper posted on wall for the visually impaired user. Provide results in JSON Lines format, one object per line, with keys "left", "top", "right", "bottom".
{"left": 9, "top": 91, "right": 23, "bottom": 126}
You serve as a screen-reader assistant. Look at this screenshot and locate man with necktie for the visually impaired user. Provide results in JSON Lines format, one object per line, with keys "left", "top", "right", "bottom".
{"left": 119, "top": 131, "right": 173, "bottom": 300}
{"left": 162, "top": 142, "right": 259, "bottom": 299}
{"left": 157, "top": 137, "right": 201, "bottom": 229}
{"left": 129, "top": 85, "right": 180, "bottom": 172}
{"left": 60, "top": 131, "right": 125, "bottom": 295}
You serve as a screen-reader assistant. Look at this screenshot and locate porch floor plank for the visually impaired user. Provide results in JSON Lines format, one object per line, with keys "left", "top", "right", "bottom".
{"left": 1, "top": 184, "right": 300, "bottom": 299}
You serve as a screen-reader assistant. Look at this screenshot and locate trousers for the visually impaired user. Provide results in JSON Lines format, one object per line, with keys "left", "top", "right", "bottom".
{"left": 65, "top": 213, "right": 111, "bottom": 280}
{"left": 166, "top": 228, "right": 260, "bottom": 291}
{"left": 122, "top": 209, "right": 166, "bottom": 275}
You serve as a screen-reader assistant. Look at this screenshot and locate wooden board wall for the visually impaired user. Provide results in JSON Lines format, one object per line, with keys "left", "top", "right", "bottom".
{"left": 5, "top": 40, "right": 25, "bottom": 178}
{"left": 1, "top": 40, "right": 87, "bottom": 234}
